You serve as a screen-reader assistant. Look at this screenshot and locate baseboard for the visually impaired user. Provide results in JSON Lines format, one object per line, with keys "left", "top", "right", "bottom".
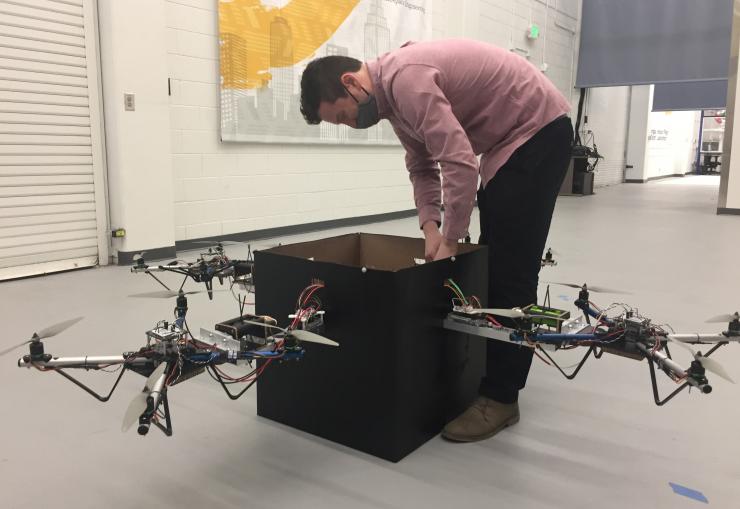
{"left": 175, "top": 209, "right": 418, "bottom": 254}
{"left": 117, "top": 245, "right": 177, "bottom": 265}
{"left": 717, "top": 207, "right": 740, "bottom": 215}
{"left": 625, "top": 174, "right": 686, "bottom": 184}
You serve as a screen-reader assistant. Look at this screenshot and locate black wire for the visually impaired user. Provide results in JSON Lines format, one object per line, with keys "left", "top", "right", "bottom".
{"left": 206, "top": 365, "right": 259, "bottom": 385}
{"left": 573, "top": 87, "right": 586, "bottom": 146}
{"left": 183, "top": 318, "right": 196, "bottom": 343}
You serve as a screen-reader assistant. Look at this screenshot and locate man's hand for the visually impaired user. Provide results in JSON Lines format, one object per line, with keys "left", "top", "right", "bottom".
{"left": 422, "top": 221, "right": 442, "bottom": 262}
{"left": 433, "top": 238, "right": 458, "bottom": 261}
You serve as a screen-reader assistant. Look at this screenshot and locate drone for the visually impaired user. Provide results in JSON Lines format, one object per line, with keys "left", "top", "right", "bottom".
{"left": 443, "top": 279, "right": 739, "bottom": 405}
{"left": 541, "top": 247, "right": 557, "bottom": 267}
{"left": 7, "top": 244, "right": 337, "bottom": 437}
{"left": 130, "top": 241, "right": 255, "bottom": 299}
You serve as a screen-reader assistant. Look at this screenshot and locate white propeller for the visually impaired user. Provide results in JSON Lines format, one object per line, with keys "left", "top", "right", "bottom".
{"left": 0, "top": 316, "right": 84, "bottom": 358}
{"left": 706, "top": 312, "right": 740, "bottom": 324}
{"left": 128, "top": 289, "right": 231, "bottom": 299}
{"left": 122, "top": 363, "right": 167, "bottom": 432}
{"left": 468, "top": 308, "right": 567, "bottom": 321}
{"left": 469, "top": 308, "right": 528, "bottom": 319}
{"left": 666, "top": 337, "right": 735, "bottom": 384}
{"left": 194, "top": 240, "right": 244, "bottom": 246}
{"left": 543, "top": 282, "right": 632, "bottom": 295}
{"left": 236, "top": 320, "right": 338, "bottom": 347}
{"left": 238, "top": 320, "right": 289, "bottom": 333}
{"left": 289, "top": 329, "right": 339, "bottom": 347}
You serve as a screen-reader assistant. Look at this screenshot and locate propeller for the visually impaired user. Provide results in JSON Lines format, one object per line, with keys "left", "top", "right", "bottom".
{"left": 0, "top": 316, "right": 83, "bottom": 357}
{"left": 128, "top": 289, "right": 231, "bottom": 299}
{"left": 236, "top": 320, "right": 338, "bottom": 347}
{"left": 469, "top": 308, "right": 529, "bottom": 319}
{"left": 705, "top": 312, "right": 740, "bottom": 324}
{"left": 468, "top": 308, "right": 567, "bottom": 321}
{"left": 666, "top": 337, "right": 735, "bottom": 384}
{"left": 193, "top": 240, "right": 244, "bottom": 246}
{"left": 253, "top": 242, "right": 283, "bottom": 250}
{"left": 289, "top": 329, "right": 339, "bottom": 347}
{"left": 122, "top": 363, "right": 167, "bottom": 432}
{"left": 132, "top": 252, "right": 146, "bottom": 262}
{"left": 238, "top": 319, "right": 289, "bottom": 333}
{"left": 543, "top": 282, "right": 631, "bottom": 295}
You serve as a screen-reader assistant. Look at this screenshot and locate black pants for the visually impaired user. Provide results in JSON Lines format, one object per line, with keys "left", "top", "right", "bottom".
{"left": 477, "top": 116, "right": 573, "bottom": 404}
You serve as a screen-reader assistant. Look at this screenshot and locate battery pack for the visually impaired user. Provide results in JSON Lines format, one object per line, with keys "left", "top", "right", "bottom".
{"left": 522, "top": 304, "right": 570, "bottom": 332}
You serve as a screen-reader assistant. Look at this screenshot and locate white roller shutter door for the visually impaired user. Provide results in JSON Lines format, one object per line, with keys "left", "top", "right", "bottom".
{"left": 0, "top": 0, "right": 108, "bottom": 280}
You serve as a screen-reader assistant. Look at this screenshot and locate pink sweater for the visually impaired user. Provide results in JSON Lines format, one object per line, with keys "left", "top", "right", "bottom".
{"left": 366, "top": 39, "right": 571, "bottom": 240}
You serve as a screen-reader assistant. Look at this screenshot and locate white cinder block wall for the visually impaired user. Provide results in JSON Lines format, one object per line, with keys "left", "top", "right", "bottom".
{"left": 104, "top": 0, "right": 629, "bottom": 248}
{"left": 475, "top": 0, "right": 580, "bottom": 104}
{"left": 167, "top": 0, "right": 410, "bottom": 242}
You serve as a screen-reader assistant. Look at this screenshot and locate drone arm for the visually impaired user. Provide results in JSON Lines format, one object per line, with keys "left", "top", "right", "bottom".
{"left": 638, "top": 341, "right": 724, "bottom": 405}
{"left": 131, "top": 264, "right": 191, "bottom": 274}
{"left": 147, "top": 370, "right": 167, "bottom": 412}
{"left": 136, "top": 370, "right": 171, "bottom": 436}
{"left": 516, "top": 332, "right": 599, "bottom": 343}
{"left": 574, "top": 300, "right": 614, "bottom": 326}
{"left": 18, "top": 355, "right": 151, "bottom": 369}
{"left": 636, "top": 343, "right": 687, "bottom": 381}
{"left": 667, "top": 333, "right": 730, "bottom": 344}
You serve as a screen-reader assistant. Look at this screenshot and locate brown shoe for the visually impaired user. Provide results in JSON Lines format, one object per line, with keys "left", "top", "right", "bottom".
{"left": 441, "top": 396, "right": 520, "bottom": 442}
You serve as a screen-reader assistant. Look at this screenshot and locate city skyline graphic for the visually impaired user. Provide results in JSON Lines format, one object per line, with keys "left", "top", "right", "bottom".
{"left": 219, "top": 0, "right": 431, "bottom": 144}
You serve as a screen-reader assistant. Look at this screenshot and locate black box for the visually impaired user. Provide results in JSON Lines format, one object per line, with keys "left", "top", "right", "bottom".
{"left": 254, "top": 233, "right": 487, "bottom": 462}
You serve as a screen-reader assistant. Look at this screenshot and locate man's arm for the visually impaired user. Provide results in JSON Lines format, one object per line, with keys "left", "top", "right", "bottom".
{"left": 390, "top": 65, "right": 479, "bottom": 242}
{"left": 390, "top": 123, "right": 441, "bottom": 229}
{"left": 390, "top": 124, "right": 445, "bottom": 260}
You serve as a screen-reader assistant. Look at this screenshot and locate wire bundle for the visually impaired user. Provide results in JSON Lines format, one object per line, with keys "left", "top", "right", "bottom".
{"left": 290, "top": 281, "right": 325, "bottom": 330}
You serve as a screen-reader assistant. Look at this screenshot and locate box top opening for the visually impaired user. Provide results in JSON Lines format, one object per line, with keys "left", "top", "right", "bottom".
{"left": 262, "top": 233, "right": 481, "bottom": 272}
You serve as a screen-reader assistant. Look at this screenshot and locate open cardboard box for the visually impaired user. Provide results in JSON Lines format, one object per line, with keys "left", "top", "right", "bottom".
{"left": 264, "top": 232, "right": 480, "bottom": 270}
{"left": 254, "top": 233, "right": 487, "bottom": 462}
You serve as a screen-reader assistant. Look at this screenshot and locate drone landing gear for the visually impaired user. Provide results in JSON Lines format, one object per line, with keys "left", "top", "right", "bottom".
{"left": 536, "top": 345, "right": 598, "bottom": 379}
{"left": 209, "top": 367, "right": 257, "bottom": 400}
{"left": 54, "top": 367, "right": 127, "bottom": 402}
{"left": 646, "top": 342, "right": 725, "bottom": 406}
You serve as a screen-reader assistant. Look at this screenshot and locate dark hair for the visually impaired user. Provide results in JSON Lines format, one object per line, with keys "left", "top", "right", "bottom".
{"left": 300, "top": 56, "right": 362, "bottom": 124}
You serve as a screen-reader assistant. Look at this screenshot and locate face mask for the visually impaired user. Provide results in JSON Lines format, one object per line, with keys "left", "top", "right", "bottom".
{"left": 345, "top": 85, "right": 380, "bottom": 129}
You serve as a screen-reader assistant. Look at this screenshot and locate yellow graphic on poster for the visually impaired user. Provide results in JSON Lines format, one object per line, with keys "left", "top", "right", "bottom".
{"left": 218, "top": 0, "right": 431, "bottom": 144}
{"left": 219, "top": 0, "right": 360, "bottom": 90}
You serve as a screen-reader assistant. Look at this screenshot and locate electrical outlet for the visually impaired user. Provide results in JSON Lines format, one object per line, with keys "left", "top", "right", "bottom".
{"left": 124, "top": 93, "right": 135, "bottom": 111}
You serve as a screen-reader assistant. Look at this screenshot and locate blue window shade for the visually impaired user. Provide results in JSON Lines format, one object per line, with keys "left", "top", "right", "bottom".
{"left": 653, "top": 80, "right": 728, "bottom": 111}
{"left": 576, "top": 0, "right": 733, "bottom": 88}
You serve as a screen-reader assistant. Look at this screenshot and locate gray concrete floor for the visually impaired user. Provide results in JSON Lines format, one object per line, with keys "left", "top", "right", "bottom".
{"left": 1, "top": 175, "right": 739, "bottom": 508}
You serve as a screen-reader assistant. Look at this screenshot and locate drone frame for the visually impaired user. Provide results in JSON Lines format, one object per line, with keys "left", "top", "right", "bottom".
{"left": 443, "top": 282, "right": 739, "bottom": 406}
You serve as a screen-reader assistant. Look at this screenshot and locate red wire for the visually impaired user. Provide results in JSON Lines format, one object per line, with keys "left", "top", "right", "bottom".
{"left": 301, "top": 285, "right": 322, "bottom": 307}
{"left": 486, "top": 315, "right": 503, "bottom": 327}
{"left": 296, "top": 283, "right": 323, "bottom": 309}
